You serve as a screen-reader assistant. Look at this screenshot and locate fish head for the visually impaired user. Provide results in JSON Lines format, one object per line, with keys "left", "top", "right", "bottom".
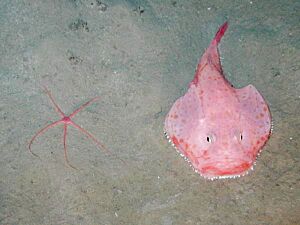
{"left": 165, "top": 84, "right": 271, "bottom": 180}
{"left": 193, "top": 109, "right": 265, "bottom": 179}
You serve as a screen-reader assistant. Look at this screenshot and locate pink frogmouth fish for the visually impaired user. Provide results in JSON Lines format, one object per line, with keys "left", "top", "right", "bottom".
{"left": 164, "top": 22, "right": 271, "bottom": 180}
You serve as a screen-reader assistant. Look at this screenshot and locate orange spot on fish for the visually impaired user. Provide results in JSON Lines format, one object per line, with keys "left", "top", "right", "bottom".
{"left": 201, "top": 150, "right": 210, "bottom": 160}
{"left": 186, "top": 150, "right": 198, "bottom": 165}
{"left": 185, "top": 143, "right": 189, "bottom": 149}
{"left": 171, "top": 136, "right": 179, "bottom": 146}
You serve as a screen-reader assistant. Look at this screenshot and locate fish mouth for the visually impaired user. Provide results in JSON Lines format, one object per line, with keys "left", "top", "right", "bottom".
{"left": 199, "top": 160, "right": 253, "bottom": 179}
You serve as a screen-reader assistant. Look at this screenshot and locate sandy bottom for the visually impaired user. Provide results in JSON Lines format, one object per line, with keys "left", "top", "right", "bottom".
{"left": 0, "top": 0, "right": 299, "bottom": 224}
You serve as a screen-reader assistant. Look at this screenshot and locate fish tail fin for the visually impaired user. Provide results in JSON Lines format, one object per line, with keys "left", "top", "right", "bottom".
{"left": 214, "top": 22, "right": 228, "bottom": 44}
{"left": 191, "top": 22, "right": 228, "bottom": 86}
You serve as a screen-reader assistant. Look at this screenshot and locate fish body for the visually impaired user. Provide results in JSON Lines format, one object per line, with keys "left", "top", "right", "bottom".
{"left": 164, "top": 22, "right": 271, "bottom": 179}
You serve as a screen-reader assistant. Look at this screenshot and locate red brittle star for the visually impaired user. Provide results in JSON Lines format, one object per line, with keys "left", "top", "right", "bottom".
{"left": 28, "top": 87, "right": 111, "bottom": 169}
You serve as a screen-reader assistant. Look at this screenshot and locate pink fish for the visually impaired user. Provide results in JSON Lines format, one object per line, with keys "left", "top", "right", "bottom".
{"left": 164, "top": 22, "right": 271, "bottom": 180}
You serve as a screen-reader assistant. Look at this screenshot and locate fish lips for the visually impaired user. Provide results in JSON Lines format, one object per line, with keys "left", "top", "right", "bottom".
{"left": 198, "top": 159, "right": 253, "bottom": 179}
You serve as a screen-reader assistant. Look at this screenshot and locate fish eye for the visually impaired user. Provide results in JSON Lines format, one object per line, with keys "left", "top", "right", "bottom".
{"left": 207, "top": 136, "right": 212, "bottom": 143}
{"left": 206, "top": 134, "right": 215, "bottom": 143}
{"left": 240, "top": 133, "right": 243, "bottom": 141}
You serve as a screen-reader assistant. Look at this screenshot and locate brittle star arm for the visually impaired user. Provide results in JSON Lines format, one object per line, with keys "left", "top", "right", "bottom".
{"left": 63, "top": 124, "right": 77, "bottom": 169}
{"left": 43, "top": 86, "right": 66, "bottom": 117}
{"left": 70, "top": 121, "right": 110, "bottom": 154}
{"left": 69, "top": 97, "right": 100, "bottom": 118}
{"left": 70, "top": 121, "right": 127, "bottom": 165}
{"left": 28, "top": 120, "right": 63, "bottom": 157}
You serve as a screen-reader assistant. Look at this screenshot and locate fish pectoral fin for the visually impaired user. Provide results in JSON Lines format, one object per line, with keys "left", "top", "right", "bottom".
{"left": 236, "top": 84, "right": 271, "bottom": 135}
{"left": 164, "top": 86, "right": 205, "bottom": 146}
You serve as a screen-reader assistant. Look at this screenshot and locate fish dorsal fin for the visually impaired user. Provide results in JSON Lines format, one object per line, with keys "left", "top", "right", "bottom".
{"left": 236, "top": 84, "right": 272, "bottom": 137}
